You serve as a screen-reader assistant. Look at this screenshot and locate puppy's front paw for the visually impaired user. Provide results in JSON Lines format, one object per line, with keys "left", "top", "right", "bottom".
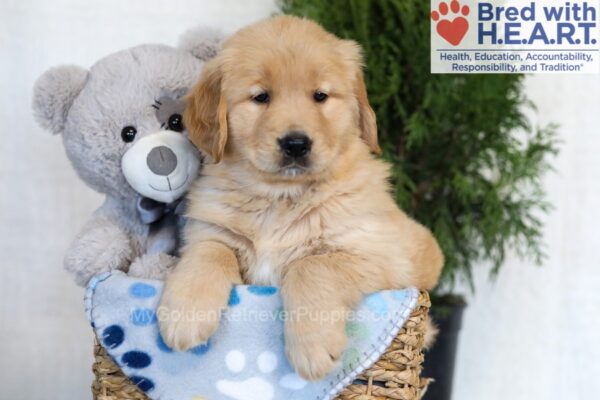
{"left": 157, "top": 288, "right": 225, "bottom": 351}
{"left": 285, "top": 319, "right": 347, "bottom": 381}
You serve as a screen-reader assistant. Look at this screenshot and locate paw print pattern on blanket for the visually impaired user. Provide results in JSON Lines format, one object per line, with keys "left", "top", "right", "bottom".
{"left": 216, "top": 349, "right": 306, "bottom": 400}
{"left": 100, "top": 323, "right": 156, "bottom": 392}
{"left": 94, "top": 275, "right": 213, "bottom": 396}
{"left": 86, "top": 272, "right": 420, "bottom": 400}
{"left": 96, "top": 280, "right": 162, "bottom": 393}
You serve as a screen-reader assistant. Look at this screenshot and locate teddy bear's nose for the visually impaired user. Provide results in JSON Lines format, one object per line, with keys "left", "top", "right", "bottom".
{"left": 147, "top": 146, "right": 177, "bottom": 176}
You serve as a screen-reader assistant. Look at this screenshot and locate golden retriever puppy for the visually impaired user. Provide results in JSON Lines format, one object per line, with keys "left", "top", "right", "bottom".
{"left": 158, "top": 15, "right": 443, "bottom": 380}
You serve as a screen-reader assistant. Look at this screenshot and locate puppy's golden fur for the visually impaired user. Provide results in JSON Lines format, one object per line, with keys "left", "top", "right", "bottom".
{"left": 159, "top": 16, "right": 443, "bottom": 380}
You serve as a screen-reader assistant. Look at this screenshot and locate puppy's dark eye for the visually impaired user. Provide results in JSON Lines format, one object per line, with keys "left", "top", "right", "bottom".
{"left": 313, "top": 91, "right": 328, "bottom": 103}
{"left": 121, "top": 126, "right": 137, "bottom": 142}
{"left": 167, "top": 113, "right": 184, "bottom": 132}
{"left": 252, "top": 92, "right": 270, "bottom": 104}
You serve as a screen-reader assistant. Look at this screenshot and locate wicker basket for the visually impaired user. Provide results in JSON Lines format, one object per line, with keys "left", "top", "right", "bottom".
{"left": 92, "top": 292, "right": 431, "bottom": 400}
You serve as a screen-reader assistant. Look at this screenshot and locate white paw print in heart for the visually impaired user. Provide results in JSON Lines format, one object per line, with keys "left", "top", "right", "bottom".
{"left": 216, "top": 350, "right": 307, "bottom": 400}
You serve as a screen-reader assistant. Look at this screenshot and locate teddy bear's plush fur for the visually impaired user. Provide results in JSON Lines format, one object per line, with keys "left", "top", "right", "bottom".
{"left": 33, "top": 28, "right": 222, "bottom": 286}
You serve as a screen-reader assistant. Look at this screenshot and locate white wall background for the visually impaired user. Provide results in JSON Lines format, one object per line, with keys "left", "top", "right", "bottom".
{"left": 0, "top": 1, "right": 598, "bottom": 399}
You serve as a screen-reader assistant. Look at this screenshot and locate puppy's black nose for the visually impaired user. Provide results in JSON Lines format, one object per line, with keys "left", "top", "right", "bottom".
{"left": 278, "top": 132, "right": 312, "bottom": 159}
{"left": 147, "top": 145, "right": 177, "bottom": 176}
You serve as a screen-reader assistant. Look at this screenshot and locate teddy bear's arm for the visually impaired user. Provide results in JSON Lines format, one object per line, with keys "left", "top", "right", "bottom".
{"left": 128, "top": 252, "right": 178, "bottom": 281}
{"left": 64, "top": 216, "right": 134, "bottom": 287}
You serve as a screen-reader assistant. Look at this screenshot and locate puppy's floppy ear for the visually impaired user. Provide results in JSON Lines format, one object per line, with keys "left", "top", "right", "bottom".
{"left": 338, "top": 39, "right": 381, "bottom": 155}
{"left": 184, "top": 58, "right": 228, "bottom": 163}
{"left": 355, "top": 69, "right": 380, "bottom": 154}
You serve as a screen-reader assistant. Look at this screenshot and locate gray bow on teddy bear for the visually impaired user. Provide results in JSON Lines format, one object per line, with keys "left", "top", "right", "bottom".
{"left": 32, "top": 27, "right": 222, "bottom": 286}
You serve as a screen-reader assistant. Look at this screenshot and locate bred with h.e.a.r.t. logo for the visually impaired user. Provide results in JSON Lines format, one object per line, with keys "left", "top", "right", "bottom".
{"left": 431, "top": 0, "right": 600, "bottom": 74}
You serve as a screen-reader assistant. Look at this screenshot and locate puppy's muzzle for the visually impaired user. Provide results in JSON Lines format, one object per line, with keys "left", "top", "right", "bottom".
{"left": 278, "top": 131, "right": 312, "bottom": 162}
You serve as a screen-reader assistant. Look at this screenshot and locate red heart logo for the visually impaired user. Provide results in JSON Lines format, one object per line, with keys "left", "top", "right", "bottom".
{"left": 436, "top": 17, "right": 468, "bottom": 46}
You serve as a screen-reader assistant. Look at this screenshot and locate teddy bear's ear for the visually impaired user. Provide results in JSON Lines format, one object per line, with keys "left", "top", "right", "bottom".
{"left": 178, "top": 26, "right": 225, "bottom": 61}
{"left": 32, "top": 65, "right": 89, "bottom": 135}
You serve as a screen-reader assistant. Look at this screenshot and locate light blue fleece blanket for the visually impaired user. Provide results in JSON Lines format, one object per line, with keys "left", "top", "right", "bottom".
{"left": 85, "top": 271, "right": 419, "bottom": 400}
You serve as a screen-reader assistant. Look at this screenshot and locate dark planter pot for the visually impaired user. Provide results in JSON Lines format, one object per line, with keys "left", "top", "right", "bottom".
{"left": 422, "top": 296, "right": 466, "bottom": 400}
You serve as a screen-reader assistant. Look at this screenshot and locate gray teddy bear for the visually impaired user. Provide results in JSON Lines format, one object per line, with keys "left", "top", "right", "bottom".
{"left": 32, "top": 28, "right": 222, "bottom": 286}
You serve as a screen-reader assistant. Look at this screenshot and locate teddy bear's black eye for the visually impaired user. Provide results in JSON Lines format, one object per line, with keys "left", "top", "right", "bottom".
{"left": 167, "top": 114, "right": 184, "bottom": 132}
{"left": 121, "top": 126, "right": 137, "bottom": 142}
